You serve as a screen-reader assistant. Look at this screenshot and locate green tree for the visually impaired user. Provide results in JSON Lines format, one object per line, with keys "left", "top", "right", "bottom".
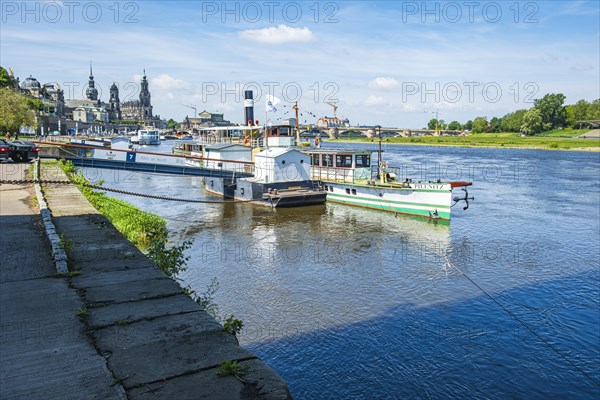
{"left": 0, "top": 67, "right": 11, "bottom": 88}
{"left": 447, "top": 120, "right": 461, "bottom": 130}
{"left": 0, "top": 87, "right": 38, "bottom": 134}
{"left": 571, "top": 99, "right": 589, "bottom": 123}
{"left": 427, "top": 118, "right": 439, "bottom": 130}
{"left": 25, "top": 98, "right": 43, "bottom": 111}
{"left": 564, "top": 106, "right": 576, "bottom": 128}
{"left": 521, "top": 108, "right": 543, "bottom": 135}
{"left": 463, "top": 120, "right": 473, "bottom": 131}
{"left": 500, "top": 109, "right": 527, "bottom": 132}
{"left": 471, "top": 117, "right": 488, "bottom": 133}
{"left": 490, "top": 117, "right": 502, "bottom": 132}
{"left": 534, "top": 93, "right": 566, "bottom": 130}
{"left": 587, "top": 99, "right": 600, "bottom": 120}
{"left": 166, "top": 118, "right": 179, "bottom": 130}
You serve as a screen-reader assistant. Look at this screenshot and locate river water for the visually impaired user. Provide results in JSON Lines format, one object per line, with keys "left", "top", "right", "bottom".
{"left": 83, "top": 141, "right": 600, "bottom": 399}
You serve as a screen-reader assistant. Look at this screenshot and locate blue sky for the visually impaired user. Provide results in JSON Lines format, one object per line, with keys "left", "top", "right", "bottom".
{"left": 1, "top": 0, "right": 598, "bottom": 127}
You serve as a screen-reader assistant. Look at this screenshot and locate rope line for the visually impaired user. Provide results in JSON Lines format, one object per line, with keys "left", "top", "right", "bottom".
{"left": 419, "top": 239, "right": 600, "bottom": 387}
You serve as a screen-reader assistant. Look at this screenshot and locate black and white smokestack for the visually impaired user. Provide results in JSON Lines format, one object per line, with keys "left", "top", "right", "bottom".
{"left": 244, "top": 90, "right": 254, "bottom": 126}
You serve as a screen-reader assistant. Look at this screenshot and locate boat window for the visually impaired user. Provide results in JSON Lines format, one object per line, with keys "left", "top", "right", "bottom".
{"left": 321, "top": 154, "right": 333, "bottom": 167}
{"left": 311, "top": 154, "right": 320, "bottom": 165}
{"left": 352, "top": 189, "right": 357, "bottom": 195}
{"left": 336, "top": 155, "right": 352, "bottom": 168}
{"left": 345, "top": 188, "right": 350, "bottom": 194}
{"left": 355, "top": 155, "right": 371, "bottom": 167}
{"left": 329, "top": 186, "right": 334, "bottom": 192}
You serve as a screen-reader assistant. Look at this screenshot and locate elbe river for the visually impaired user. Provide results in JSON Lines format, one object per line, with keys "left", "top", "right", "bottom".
{"left": 82, "top": 141, "right": 599, "bottom": 399}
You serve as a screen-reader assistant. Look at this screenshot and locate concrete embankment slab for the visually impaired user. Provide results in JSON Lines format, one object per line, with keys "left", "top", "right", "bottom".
{"left": 71, "top": 240, "right": 141, "bottom": 262}
{"left": 103, "top": 331, "right": 255, "bottom": 389}
{"left": 94, "top": 311, "right": 223, "bottom": 349}
{"left": 71, "top": 266, "right": 167, "bottom": 288}
{"left": 72, "top": 256, "right": 156, "bottom": 274}
{"left": 86, "top": 294, "right": 202, "bottom": 329}
{"left": 127, "top": 358, "right": 293, "bottom": 400}
{"left": 1, "top": 278, "right": 88, "bottom": 355}
{"left": 83, "top": 276, "right": 183, "bottom": 305}
{"left": 0, "top": 278, "right": 120, "bottom": 400}
{"left": 38, "top": 161, "right": 292, "bottom": 399}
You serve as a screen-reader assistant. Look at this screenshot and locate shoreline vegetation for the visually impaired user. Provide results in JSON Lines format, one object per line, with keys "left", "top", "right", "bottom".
{"left": 56, "top": 159, "right": 168, "bottom": 248}
{"left": 328, "top": 129, "right": 599, "bottom": 151}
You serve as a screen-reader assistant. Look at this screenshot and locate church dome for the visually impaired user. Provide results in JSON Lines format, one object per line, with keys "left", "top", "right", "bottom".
{"left": 21, "top": 75, "right": 41, "bottom": 89}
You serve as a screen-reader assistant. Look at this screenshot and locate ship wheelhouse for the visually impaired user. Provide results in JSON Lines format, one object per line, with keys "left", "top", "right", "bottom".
{"left": 306, "top": 149, "right": 373, "bottom": 183}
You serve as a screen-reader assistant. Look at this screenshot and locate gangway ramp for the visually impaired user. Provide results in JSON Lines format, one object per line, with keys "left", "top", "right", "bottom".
{"left": 37, "top": 142, "right": 254, "bottom": 178}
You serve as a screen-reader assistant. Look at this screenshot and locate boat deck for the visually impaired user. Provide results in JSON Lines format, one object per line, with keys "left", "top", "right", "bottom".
{"left": 261, "top": 187, "right": 327, "bottom": 207}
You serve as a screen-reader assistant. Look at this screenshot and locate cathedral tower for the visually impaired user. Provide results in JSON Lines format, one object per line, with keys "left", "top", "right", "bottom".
{"left": 139, "top": 69, "right": 153, "bottom": 118}
{"left": 86, "top": 62, "right": 99, "bottom": 102}
{"left": 109, "top": 82, "right": 121, "bottom": 120}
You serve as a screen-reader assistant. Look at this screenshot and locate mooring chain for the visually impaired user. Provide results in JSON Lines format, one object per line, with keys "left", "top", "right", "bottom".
{"left": 0, "top": 179, "right": 253, "bottom": 204}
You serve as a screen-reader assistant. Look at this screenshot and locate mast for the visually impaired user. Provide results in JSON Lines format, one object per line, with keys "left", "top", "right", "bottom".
{"left": 293, "top": 102, "right": 300, "bottom": 144}
{"left": 377, "top": 125, "right": 384, "bottom": 184}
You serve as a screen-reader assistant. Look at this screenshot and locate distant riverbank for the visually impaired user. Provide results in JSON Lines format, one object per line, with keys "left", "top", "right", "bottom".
{"left": 328, "top": 130, "right": 599, "bottom": 151}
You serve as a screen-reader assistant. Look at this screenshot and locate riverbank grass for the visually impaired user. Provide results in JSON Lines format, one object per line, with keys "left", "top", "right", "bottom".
{"left": 57, "top": 159, "right": 167, "bottom": 248}
{"left": 330, "top": 130, "right": 598, "bottom": 151}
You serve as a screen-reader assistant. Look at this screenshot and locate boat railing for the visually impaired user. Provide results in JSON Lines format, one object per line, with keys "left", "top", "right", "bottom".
{"left": 195, "top": 135, "right": 235, "bottom": 145}
{"left": 310, "top": 166, "right": 355, "bottom": 183}
{"left": 192, "top": 134, "right": 264, "bottom": 148}
{"left": 202, "top": 160, "right": 254, "bottom": 176}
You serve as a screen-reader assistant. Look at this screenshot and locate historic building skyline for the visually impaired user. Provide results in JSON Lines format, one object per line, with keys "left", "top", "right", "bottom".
{"left": 11, "top": 63, "right": 161, "bottom": 126}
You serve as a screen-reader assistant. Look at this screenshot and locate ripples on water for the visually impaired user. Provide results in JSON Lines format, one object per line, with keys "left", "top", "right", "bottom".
{"left": 88, "top": 142, "right": 600, "bottom": 399}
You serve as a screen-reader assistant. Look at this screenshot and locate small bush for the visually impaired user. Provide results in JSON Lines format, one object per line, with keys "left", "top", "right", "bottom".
{"left": 223, "top": 315, "right": 244, "bottom": 335}
{"left": 216, "top": 360, "right": 248, "bottom": 382}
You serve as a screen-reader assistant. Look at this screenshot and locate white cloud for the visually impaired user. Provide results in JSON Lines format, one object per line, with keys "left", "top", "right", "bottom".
{"left": 369, "top": 77, "right": 400, "bottom": 90}
{"left": 401, "top": 104, "right": 418, "bottom": 112}
{"left": 571, "top": 64, "right": 594, "bottom": 71}
{"left": 151, "top": 74, "right": 188, "bottom": 90}
{"left": 365, "top": 95, "right": 389, "bottom": 106}
{"left": 239, "top": 24, "right": 314, "bottom": 44}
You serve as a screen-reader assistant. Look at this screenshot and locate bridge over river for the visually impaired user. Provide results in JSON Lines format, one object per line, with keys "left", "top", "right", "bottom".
{"left": 299, "top": 126, "right": 462, "bottom": 138}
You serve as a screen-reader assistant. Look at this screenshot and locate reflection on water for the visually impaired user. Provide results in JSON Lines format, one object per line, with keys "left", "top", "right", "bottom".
{"left": 181, "top": 201, "right": 457, "bottom": 346}
{"left": 84, "top": 141, "right": 600, "bottom": 399}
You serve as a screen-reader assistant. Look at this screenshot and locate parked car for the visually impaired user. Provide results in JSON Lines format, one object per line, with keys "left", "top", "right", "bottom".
{"left": 1, "top": 140, "right": 40, "bottom": 162}
{"left": 0, "top": 139, "right": 9, "bottom": 161}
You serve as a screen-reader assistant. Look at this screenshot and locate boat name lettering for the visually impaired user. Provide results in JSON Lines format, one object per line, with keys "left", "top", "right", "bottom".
{"left": 412, "top": 183, "right": 444, "bottom": 190}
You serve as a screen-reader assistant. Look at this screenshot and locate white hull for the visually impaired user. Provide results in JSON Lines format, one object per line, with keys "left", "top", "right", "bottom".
{"left": 323, "top": 182, "right": 453, "bottom": 220}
